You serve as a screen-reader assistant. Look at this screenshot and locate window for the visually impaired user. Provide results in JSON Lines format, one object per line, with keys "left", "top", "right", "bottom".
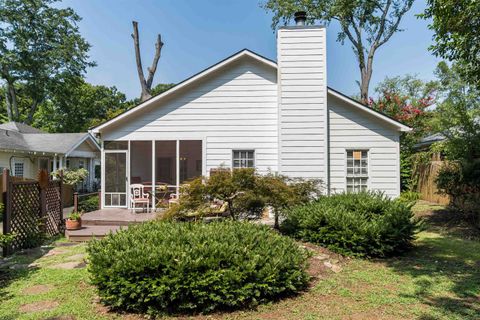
{"left": 78, "top": 160, "right": 85, "bottom": 169}
{"left": 346, "top": 150, "right": 368, "bottom": 192}
{"left": 232, "top": 150, "right": 254, "bottom": 168}
{"left": 14, "top": 161, "right": 24, "bottom": 178}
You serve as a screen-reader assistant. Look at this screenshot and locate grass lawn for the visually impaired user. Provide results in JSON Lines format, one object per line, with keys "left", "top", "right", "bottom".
{"left": 0, "top": 201, "right": 479, "bottom": 320}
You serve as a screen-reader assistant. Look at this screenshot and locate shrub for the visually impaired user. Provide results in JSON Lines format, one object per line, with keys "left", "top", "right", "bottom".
{"left": 87, "top": 220, "right": 309, "bottom": 315}
{"left": 281, "top": 192, "right": 421, "bottom": 257}
{"left": 163, "top": 168, "right": 322, "bottom": 222}
{"left": 436, "top": 160, "right": 480, "bottom": 229}
{"left": 78, "top": 195, "right": 99, "bottom": 213}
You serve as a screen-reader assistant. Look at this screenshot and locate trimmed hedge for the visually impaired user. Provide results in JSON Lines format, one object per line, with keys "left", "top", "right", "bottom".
{"left": 281, "top": 192, "right": 421, "bottom": 257}
{"left": 78, "top": 195, "right": 99, "bottom": 213}
{"left": 87, "top": 220, "right": 309, "bottom": 315}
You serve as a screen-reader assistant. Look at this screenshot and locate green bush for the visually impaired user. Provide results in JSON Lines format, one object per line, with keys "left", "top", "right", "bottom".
{"left": 87, "top": 220, "right": 309, "bottom": 315}
{"left": 436, "top": 160, "right": 480, "bottom": 229}
{"left": 281, "top": 192, "right": 421, "bottom": 257}
{"left": 78, "top": 195, "right": 99, "bottom": 212}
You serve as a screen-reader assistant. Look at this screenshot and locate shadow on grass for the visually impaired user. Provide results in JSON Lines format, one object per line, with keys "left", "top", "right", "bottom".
{"left": 0, "top": 244, "right": 55, "bottom": 303}
{"left": 385, "top": 230, "right": 480, "bottom": 320}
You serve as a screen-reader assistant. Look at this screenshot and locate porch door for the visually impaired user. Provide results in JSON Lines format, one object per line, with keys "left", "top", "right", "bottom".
{"left": 104, "top": 151, "right": 128, "bottom": 207}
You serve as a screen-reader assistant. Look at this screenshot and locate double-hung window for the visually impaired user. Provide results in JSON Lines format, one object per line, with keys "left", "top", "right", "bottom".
{"left": 232, "top": 150, "right": 255, "bottom": 168}
{"left": 14, "top": 161, "right": 24, "bottom": 178}
{"left": 346, "top": 150, "right": 368, "bottom": 192}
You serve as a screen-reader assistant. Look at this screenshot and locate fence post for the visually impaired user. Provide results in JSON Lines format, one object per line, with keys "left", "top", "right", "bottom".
{"left": 2, "top": 169, "right": 11, "bottom": 256}
{"left": 59, "top": 170, "right": 64, "bottom": 220}
{"left": 98, "top": 189, "right": 102, "bottom": 210}
{"left": 73, "top": 192, "right": 78, "bottom": 212}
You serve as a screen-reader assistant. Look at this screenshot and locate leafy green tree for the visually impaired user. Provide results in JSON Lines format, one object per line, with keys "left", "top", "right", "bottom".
{"left": 34, "top": 78, "right": 126, "bottom": 132}
{"left": 421, "top": 0, "right": 480, "bottom": 87}
{"left": 431, "top": 62, "right": 480, "bottom": 161}
{"left": 262, "top": 0, "right": 415, "bottom": 101}
{"left": 369, "top": 75, "right": 437, "bottom": 190}
{"left": 0, "top": 0, "right": 94, "bottom": 123}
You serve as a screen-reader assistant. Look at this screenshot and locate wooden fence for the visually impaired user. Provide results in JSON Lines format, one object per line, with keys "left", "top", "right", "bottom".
{"left": 2, "top": 169, "right": 64, "bottom": 256}
{"left": 413, "top": 160, "right": 450, "bottom": 205}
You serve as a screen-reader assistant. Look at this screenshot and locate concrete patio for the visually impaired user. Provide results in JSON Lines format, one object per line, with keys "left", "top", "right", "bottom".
{"left": 65, "top": 208, "right": 157, "bottom": 242}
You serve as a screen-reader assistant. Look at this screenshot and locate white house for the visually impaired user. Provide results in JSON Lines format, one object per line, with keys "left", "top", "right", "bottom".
{"left": 91, "top": 18, "right": 410, "bottom": 209}
{"left": 0, "top": 121, "right": 101, "bottom": 191}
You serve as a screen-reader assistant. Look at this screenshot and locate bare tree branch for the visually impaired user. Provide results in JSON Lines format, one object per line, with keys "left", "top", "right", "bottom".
{"left": 146, "top": 34, "right": 163, "bottom": 89}
{"left": 131, "top": 21, "right": 149, "bottom": 101}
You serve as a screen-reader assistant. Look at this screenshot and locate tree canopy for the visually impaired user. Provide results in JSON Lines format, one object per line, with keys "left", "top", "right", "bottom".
{"left": 262, "top": 0, "right": 415, "bottom": 101}
{"left": 422, "top": 0, "right": 480, "bottom": 88}
{"left": 0, "top": 0, "right": 95, "bottom": 124}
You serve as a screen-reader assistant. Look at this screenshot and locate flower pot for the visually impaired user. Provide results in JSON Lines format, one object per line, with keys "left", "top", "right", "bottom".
{"left": 66, "top": 218, "right": 81, "bottom": 230}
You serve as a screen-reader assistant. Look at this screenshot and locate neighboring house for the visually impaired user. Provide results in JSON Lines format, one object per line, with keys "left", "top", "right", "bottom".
{"left": 0, "top": 122, "right": 101, "bottom": 192}
{"left": 91, "top": 19, "right": 410, "bottom": 210}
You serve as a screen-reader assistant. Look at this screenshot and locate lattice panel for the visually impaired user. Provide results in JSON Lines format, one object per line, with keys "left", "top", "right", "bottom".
{"left": 45, "top": 181, "right": 64, "bottom": 235}
{"left": 9, "top": 182, "right": 41, "bottom": 251}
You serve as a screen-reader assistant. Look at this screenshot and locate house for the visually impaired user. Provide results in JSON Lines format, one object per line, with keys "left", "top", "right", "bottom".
{"left": 0, "top": 121, "right": 101, "bottom": 191}
{"left": 91, "top": 16, "right": 410, "bottom": 210}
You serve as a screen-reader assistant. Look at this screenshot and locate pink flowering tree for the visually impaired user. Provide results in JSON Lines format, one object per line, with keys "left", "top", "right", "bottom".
{"left": 368, "top": 75, "right": 437, "bottom": 190}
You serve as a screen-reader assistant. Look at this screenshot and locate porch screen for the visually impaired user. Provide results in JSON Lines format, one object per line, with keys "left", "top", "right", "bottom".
{"left": 180, "top": 140, "right": 202, "bottom": 183}
{"left": 155, "top": 141, "right": 177, "bottom": 186}
{"left": 130, "top": 141, "right": 152, "bottom": 186}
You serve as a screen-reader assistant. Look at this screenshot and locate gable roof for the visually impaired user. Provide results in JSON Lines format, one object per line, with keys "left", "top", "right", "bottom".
{"left": 91, "top": 49, "right": 410, "bottom": 133}
{"left": 0, "top": 122, "right": 45, "bottom": 134}
{"left": 91, "top": 49, "right": 277, "bottom": 133}
{"left": 327, "top": 88, "right": 411, "bottom": 132}
{"left": 0, "top": 122, "right": 100, "bottom": 155}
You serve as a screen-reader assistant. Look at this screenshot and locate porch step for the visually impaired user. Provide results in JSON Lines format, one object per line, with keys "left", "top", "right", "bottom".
{"left": 81, "top": 219, "right": 142, "bottom": 226}
{"left": 65, "top": 225, "right": 123, "bottom": 242}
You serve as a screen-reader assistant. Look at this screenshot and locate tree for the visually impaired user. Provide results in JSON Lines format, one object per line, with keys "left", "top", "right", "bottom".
{"left": 421, "top": 0, "right": 480, "bottom": 88}
{"left": 369, "top": 75, "right": 437, "bottom": 189}
{"left": 0, "top": 0, "right": 94, "bottom": 124}
{"left": 262, "top": 0, "right": 414, "bottom": 102}
{"left": 131, "top": 21, "right": 164, "bottom": 102}
{"left": 34, "top": 78, "right": 127, "bottom": 132}
{"left": 430, "top": 62, "right": 480, "bottom": 161}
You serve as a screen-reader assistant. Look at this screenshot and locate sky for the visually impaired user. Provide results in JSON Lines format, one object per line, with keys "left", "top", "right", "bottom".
{"left": 60, "top": 0, "right": 441, "bottom": 100}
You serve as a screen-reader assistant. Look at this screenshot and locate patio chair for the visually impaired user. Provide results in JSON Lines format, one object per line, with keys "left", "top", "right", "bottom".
{"left": 130, "top": 184, "right": 150, "bottom": 213}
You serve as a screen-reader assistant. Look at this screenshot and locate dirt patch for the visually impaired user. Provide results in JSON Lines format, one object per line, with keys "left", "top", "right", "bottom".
{"left": 22, "top": 284, "right": 54, "bottom": 295}
{"left": 300, "top": 241, "right": 348, "bottom": 286}
{"left": 19, "top": 300, "right": 59, "bottom": 313}
{"left": 43, "top": 316, "right": 76, "bottom": 320}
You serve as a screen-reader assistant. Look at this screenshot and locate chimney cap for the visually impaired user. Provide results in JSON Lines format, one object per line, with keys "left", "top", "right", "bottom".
{"left": 294, "top": 11, "right": 307, "bottom": 26}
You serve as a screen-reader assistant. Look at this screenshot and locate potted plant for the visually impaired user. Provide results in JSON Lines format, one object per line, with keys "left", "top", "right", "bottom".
{"left": 66, "top": 211, "right": 83, "bottom": 230}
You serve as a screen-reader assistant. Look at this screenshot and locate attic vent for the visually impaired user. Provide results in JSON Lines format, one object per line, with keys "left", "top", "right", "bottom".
{"left": 294, "top": 11, "right": 307, "bottom": 26}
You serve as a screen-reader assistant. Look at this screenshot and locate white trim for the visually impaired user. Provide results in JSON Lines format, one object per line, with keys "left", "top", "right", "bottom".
{"left": 103, "top": 149, "right": 129, "bottom": 208}
{"left": 327, "top": 88, "right": 412, "bottom": 132}
{"left": 65, "top": 133, "right": 101, "bottom": 157}
{"left": 151, "top": 140, "right": 156, "bottom": 211}
{"left": 323, "top": 27, "right": 330, "bottom": 193}
{"left": 176, "top": 140, "right": 180, "bottom": 195}
{"left": 91, "top": 50, "right": 277, "bottom": 133}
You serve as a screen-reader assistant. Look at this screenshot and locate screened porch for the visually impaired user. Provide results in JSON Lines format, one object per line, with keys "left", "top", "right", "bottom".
{"left": 102, "top": 140, "right": 203, "bottom": 210}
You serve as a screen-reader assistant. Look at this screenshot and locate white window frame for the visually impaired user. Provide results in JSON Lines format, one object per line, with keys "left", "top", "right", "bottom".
{"left": 345, "top": 149, "right": 369, "bottom": 192}
{"left": 14, "top": 160, "right": 25, "bottom": 178}
{"left": 232, "top": 150, "right": 255, "bottom": 169}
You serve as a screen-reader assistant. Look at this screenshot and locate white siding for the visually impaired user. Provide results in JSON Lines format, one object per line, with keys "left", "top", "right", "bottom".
{"left": 103, "top": 57, "right": 278, "bottom": 174}
{"left": 0, "top": 151, "right": 38, "bottom": 179}
{"left": 277, "top": 27, "right": 327, "bottom": 180}
{"left": 328, "top": 95, "right": 401, "bottom": 198}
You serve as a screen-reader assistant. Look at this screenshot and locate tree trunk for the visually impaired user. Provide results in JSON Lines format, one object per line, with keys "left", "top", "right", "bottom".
{"left": 26, "top": 100, "right": 39, "bottom": 125}
{"left": 131, "top": 21, "right": 163, "bottom": 102}
{"left": 359, "top": 48, "right": 375, "bottom": 103}
{"left": 5, "top": 81, "right": 19, "bottom": 121}
{"left": 274, "top": 208, "right": 279, "bottom": 229}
